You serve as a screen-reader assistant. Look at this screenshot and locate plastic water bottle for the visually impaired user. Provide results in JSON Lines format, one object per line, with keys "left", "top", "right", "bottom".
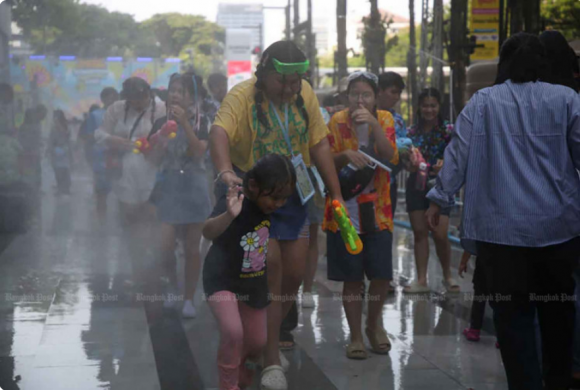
{"left": 356, "top": 123, "right": 369, "bottom": 148}
{"left": 415, "top": 161, "right": 428, "bottom": 191}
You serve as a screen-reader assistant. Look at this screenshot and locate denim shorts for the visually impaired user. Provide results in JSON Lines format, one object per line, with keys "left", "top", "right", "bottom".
{"left": 327, "top": 229, "right": 393, "bottom": 282}
{"left": 215, "top": 174, "right": 309, "bottom": 241}
{"left": 405, "top": 174, "right": 451, "bottom": 216}
{"left": 269, "top": 191, "right": 309, "bottom": 240}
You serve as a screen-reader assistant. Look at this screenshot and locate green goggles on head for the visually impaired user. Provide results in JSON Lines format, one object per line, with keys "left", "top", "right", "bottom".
{"left": 272, "top": 58, "right": 310, "bottom": 75}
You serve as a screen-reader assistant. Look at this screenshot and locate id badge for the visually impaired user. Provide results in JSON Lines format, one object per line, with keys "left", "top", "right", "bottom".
{"left": 292, "top": 154, "right": 315, "bottom": 205}
{"left": 309, "top": 166, "right": 326, "bottom": 196}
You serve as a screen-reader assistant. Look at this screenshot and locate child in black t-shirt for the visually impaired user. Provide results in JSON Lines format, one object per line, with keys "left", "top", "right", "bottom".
{"left": 202, "top": 153, "right": 296, "bottom": 390}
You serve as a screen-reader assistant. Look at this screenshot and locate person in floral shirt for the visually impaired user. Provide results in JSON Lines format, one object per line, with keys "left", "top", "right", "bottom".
{"left": 403, "top": 87, "right": 458, "bottom": 294}
{"left": 323, "top": 71, "right": 398, "bottom": 359}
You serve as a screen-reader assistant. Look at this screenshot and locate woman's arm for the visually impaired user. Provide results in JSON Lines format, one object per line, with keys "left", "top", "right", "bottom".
{"left": 182, "top": 119, "right": 207, "bottom": 157}
{"left": 370, "top": 118, "right": 395, "bottom": 161}
{"left": 310, "top": 138, "right": 344, "bottom": 203}
{"left": 210, "top": 125, "right": 242, "bottom": 186}
{"left": 171, "top": 105, "right": 206, "bottom": 157}
{"left": 333, "top": 149, "right": 370, "bottom": 171}
{"left": 95, "top": 103, "right": 133, "bottom": 151}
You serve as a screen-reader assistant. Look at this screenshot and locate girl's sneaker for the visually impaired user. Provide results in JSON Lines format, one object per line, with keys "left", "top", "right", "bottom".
{"left": 463, "top": 328, "right": 481, "bottom": 342}
{"left": 182, "top": 300, "right": 197, "bottom": 318}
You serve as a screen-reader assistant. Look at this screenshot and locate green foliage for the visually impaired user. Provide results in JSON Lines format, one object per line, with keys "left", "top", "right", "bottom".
{"left": 140, "top": 13, "right": 225, "bottom": 78}
{"left": 542, "top": 0, "right": 580, "bottom": 39}
{"left": 13, "top": 0, "right": 145, "bottom": 57}
{"left": 356, "top": 11, "right": 399, "bottom": 70}
{"left": 11, "top": 0, "right": 226, "bottom": 77}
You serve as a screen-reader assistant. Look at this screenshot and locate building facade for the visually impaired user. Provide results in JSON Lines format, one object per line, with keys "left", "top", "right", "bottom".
{"left": 216, "top": 3, "right": 264, "bottom": 51}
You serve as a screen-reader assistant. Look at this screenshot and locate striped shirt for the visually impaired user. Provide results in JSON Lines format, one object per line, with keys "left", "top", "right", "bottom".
{"left": 427, "top": 80, "right": 580, "bottom": 247}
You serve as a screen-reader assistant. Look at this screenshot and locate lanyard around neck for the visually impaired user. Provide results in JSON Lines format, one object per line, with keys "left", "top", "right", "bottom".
{"left": 269, "top": 101, "right": 293, "bottom": 155}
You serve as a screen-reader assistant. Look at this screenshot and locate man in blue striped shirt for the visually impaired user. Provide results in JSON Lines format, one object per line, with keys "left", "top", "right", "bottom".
{"left": 426, "top": 33, "right": 580, "bottom": 390}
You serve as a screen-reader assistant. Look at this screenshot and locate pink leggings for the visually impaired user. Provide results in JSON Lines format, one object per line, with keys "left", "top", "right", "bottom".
{"left": 208, "top": 290, "right": 267, "bottom": 390}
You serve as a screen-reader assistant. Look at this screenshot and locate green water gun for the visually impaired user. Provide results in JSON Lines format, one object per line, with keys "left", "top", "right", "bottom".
{"left": 332, "top": 200, "right": 363, "bottom": 255}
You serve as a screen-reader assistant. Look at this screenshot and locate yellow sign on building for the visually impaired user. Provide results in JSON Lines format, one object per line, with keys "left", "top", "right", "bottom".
{"left": 471, "top": 0, "right": 500, "bottom": 60}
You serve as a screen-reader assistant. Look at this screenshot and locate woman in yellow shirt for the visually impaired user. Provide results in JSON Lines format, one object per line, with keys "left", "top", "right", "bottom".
{"left": 210, "top": 41, "right": 343, "bottom": 390}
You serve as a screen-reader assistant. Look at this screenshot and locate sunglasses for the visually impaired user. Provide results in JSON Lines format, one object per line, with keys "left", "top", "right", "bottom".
{"left": 347, "top": 71, "right": 379, "bottom": 87}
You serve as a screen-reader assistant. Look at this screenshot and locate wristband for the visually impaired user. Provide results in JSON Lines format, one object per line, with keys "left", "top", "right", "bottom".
{"left": 215, "top": 170, "right": 235, "bottom": 183}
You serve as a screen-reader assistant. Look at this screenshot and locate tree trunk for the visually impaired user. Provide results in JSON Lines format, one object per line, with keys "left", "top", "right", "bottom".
{"left": 523, "top": 0, "right": 541, "bottom": 34}
{"left": 431, "top": 0, "right": 444, "bottom": 93}
{"left": 449, "top": 0, "right": 468, "bottom": 116}
{"left": 336, "top": 0, "right": 348, "bottom": 81}
{"left": 419, "top": 0, "right": 430, "bottom": 91}
{"left": 509, "top": 0, "right": 524, "bottom": 34}
{"left": 408, "top": 0, "right": 418, "bottom": 120}
{"left": 367, "top": 0, "right": 383, "bottom": 75}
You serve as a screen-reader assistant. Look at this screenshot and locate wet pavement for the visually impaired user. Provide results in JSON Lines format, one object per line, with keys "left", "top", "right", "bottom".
{"left": 0, "top": 166, "right": 507, "bottom": 390}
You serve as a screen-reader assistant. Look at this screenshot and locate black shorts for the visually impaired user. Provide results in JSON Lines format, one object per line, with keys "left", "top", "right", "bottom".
{"left": 327, "top": 230, "right": 393, "bottom": 282}
{"left": 405, "top": 174, "right": 451, "bottom": 216}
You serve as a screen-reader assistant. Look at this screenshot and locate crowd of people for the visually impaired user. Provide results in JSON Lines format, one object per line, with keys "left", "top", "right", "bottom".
{"left": 1, "top": 29, "right": 580, "bottom": 390}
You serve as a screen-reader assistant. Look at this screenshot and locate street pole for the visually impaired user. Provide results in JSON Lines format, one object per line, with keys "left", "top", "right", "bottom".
{"left": 294, "top": 0, "right": 300, "bottom": 38}
{"left": 286, "top": 0, "right": 291, "bottom": 41}
{"left": 408, "top": 0, "right": 418, "bottom": 117}
{"left": 308, "top": 0, "right": 316, "bottom": 82}
{"left": 336, "top": 0, "right": 348, "bottom": 81}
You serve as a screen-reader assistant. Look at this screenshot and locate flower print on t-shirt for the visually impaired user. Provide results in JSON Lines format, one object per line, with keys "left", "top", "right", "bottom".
{"left": 240, "top": 220, "right": 270, "bottom": 274}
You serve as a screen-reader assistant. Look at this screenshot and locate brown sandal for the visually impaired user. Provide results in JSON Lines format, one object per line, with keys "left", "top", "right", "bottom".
{"left": 346, "top": 341, "right": 368, "bottom": 360}
{"left": 365, "top": 327, "right": 391, "bottom": 354}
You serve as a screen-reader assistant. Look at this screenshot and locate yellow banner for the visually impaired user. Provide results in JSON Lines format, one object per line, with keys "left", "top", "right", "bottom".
{"left": 471, "top": 0, "right": 500, "bottom": 60}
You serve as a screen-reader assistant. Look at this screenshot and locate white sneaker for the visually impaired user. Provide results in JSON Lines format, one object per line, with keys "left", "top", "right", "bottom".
{"left": 252, "top": 351, "right": 290, "bottom": 373}
{"left": 301, "top": 292, "right": 315, "bottom": 308}
{"left": 182, "top": 299, "right": 197, "bottom": 318}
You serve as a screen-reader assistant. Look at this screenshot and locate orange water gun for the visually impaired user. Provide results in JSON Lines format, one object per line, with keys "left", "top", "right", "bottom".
{"left": 332, "top": 200, "right": 363, "bottom": 255}
{"left": 133, "top": 137, "right": 151, "bottom": 154}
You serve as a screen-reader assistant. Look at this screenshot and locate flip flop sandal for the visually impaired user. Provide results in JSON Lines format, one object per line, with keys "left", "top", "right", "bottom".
{"left": 261, "top": 365, "right": 288, "bottom": 390}
{"left": 278, "top": 340, "right": 295, "bottom": 351}
{"left": 279, "top": 331, "right": 295, "bottom": 351}
{"left": 403, "top": 281, "right": 430, "bottom": 294}
{"left": 346, "top": 341, "right": 368, "bottom": 360}
{"left": 365, "top": 327, "right": 391, "bottom": 354}
{"left": 442, "top": 278, "right": 461, "bottom": 293}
